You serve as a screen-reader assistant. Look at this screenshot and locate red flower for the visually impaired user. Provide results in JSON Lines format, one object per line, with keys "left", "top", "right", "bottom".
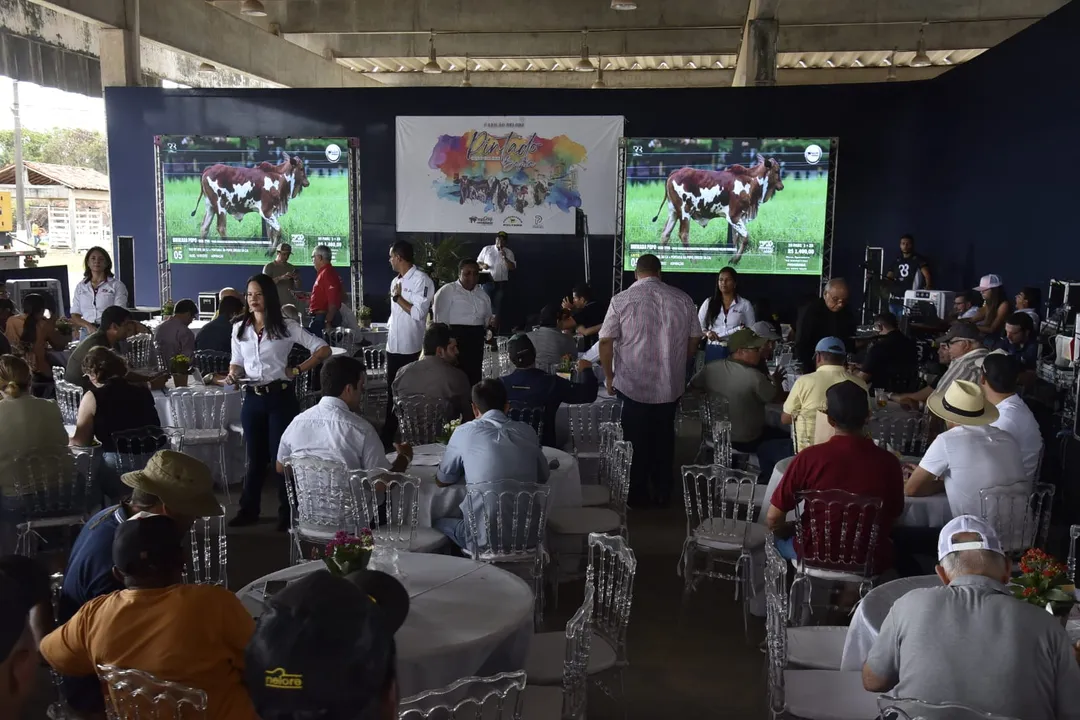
{"left": 1023, "top": 587, "right": 1037, "bottom": 597}
{"left": 1043, "top": 569, "right": 1058, "bottom": 579}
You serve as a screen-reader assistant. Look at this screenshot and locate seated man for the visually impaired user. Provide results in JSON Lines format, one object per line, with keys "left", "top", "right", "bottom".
{"left": 195, "top": 294, "right": 244, "bottom": 354}
{"left": 782, "top": 336, "right": 868, "bottom": 451}
{"left": 278, "top": 355, "right": 413, "bottom": 473}
{"left": 894, "top": 322, "right": 987, "bottom": 409}
{"left": 982, "top": 352, "right": 1043, "bottom": 481}
{"left": 995, "top": 311, "right": 1038, "bottom": 370}
{"left": 56, "top": 450, "right": 224, "bottom": 714}
{"left": 750, "top": 320, "right": 781, "bottom": 375}
{"left": 951, "top": 290, "right": 980, "bottom": 321}
{"left": 0, "top": 583, "right": 38, "bottom": 718}
{"left": 527, "top": 304, "right": 579, "bottom": 369}
{"left": 392, "top": 323, "right": 472, "bottom": 423}
{"left": 858, "top": 312, "right": 919, "bottom": 393}
{"left": 434, "top": 379, "right": 550, "bottom": 550}
{"left": 896, "top": 380, "right": 1024, "bottom": 577}
{"left": 65, "top": 305, "right": 163, "bottom": 390}
{"left": 767, "top": 381, "right": 904, "bottom": 573}
{"left": 41, "top": 514, "right": 257, "bottom": 720}
{"left": 689, "top": 327, "right": 789, "bottom": 481}
{"left": 245, "top": 569, "right": 410, "bottom": 720}
{"left": 864, "top": 516, "right": 1080, "bottom": 720}
{"left": 500, "top": 333, "right": 598, "bottom": 447}
{"left": 154, "top": 298, "right": 197, "bottom": 363}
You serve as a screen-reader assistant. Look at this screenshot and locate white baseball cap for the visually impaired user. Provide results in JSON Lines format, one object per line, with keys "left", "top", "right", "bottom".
{"left": 937, "top": 515, "right": 1005, "bottom": 562}
{"left": 974, "top": 274, "right": 1002, "bottom": 292}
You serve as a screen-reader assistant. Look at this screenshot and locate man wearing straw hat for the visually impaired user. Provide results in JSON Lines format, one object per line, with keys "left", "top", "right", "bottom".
{"left": 892, "top": 380, "right": 1024, "bottom": 576}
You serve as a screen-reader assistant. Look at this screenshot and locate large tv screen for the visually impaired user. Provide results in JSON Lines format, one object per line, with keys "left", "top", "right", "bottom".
{"left": 159, "top": 135, "right": 352, "bottom": 265}
{"left": 623, "top": 137, "right": 833, "bottom": 275}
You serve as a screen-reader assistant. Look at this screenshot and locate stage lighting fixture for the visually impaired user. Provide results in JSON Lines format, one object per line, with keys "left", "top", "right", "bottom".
{"left": 240, "top": 0, "right": 267, "bottom": 16}
{"left": 592, "top": 55, "right": 606, "bottom": 88}
{"left": 887, "top": 49, "right": 898, "bottom": 81}
{"left": 575, "top": 31, "right": 594, "bottom": 71}
{"left": 423, "top": 32, "right": 443, "bottom": 74}
{"left": 462, "top": 55, "right": 472, "bottom": 87}
{"left": 910, "top": 24, "right": 931, "bottom": 68}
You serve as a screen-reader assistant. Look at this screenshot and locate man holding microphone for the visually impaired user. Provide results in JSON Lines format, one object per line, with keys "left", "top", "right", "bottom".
{"left": 477, "top": 231, "right": 516, "bottom": 332}
{"left": 433, "top": 259, "right": 495, "bottom": 387}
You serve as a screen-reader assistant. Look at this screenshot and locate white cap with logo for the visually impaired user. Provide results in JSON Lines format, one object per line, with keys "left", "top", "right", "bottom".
{"left": 936, "top": 515, "right": 1005, "bottom": 562}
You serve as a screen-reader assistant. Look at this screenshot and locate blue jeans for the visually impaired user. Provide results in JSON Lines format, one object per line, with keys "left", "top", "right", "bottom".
{"left": 775, "top": 536, "right": 798, "bottom": 560}
{"left": 483, "top": 282, "right": 507, "bottom": 331}
{"left": 239, "top": 386, "right": 300, "bottom": 521}
{"left": 435, "top": 517, "right": 469, "bottom": 550}
{"left": 733, "top": 428, "right": 794, "bottom": 484}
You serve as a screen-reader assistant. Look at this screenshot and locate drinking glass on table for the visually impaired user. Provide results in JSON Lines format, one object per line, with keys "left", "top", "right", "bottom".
{"left": 874, "top": 388, "right": 888, "bottom": 409}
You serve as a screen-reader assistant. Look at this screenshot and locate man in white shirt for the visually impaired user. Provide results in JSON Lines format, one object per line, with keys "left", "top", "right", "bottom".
{"left": 432, "top": 259, "right": 493, "bottom": 387}
{"left": 895, "top": 379, "right": 1025, "bottom": 576}
{"left": 982, "top": 352, "right": 1043, "bottom": 480}
{"left": 383, "top": 240, "right": 435, "bottom": 446}
{"left": 278, "top": 356, "right": 413, "bottom": 474}
{"left": 476, "top": 231, "right": 516, "bottom": 332}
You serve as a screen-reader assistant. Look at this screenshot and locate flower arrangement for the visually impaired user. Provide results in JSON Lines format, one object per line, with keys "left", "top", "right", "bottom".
{"left": 1010, "top": 548, "right": 1076, "bottom": 619}
{"left": 557, "top": 354, "right": 574, "bottom": 374}
{"left": 322, "top": 530, "right": 374, "bottom": 576}
{"left": 437, "top": 418, "right": 462, "bottom": 445}
{"left": 162, "top": 300, "right": 175, "bottom": 317}
{"left": 358, "top": 305, "right": 373, "bottom": 327}
{"left": 54, "top": 317, "right": 73, "bottom": 336}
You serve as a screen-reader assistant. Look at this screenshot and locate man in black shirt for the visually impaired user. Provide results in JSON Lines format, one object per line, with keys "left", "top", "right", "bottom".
{"left": 886, "top": 234, "right": 931, "bottom": 315}
{"left": 194, "top": 294, "right": 244, "bottom": 354}
{"left": 859, "top": 312, "right": 919, "bottom": 392}
{"left": 563, "top": 283, "right": 606, "bottom": 349}
{"left": 794, "top": 279, "right": 856, "bottom": 370}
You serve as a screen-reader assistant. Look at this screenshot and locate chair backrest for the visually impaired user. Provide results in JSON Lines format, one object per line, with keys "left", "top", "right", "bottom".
{"left": 605, "top": 440, "right": 633, "bottom": 527}
{"left": 699, "top": 392, "right": 730, "bottom": 429}
{"left": 288, "top": 345, "right": 319, "bottom": 410}
{"left": 979, "top": 481, "right": 1054, "bottom": 555}
{"left": 394, "top": 396, "right": 450, "bottom": 445}
{"left": 567, "top": 401, "right": 622, "bottom": 455}
{"left": 794, "top": 489, "right": 884, "bottom": 577}
{"left": 325, "top": 327, "right": 354, "bottom": 350}
{"left": 869, "top": 408, "right": 930, "bottom": 456}
{"left": 54, "top": 380, "right": 84, "bottom": 425}
{"left": 597, "top": 421, "right": 623, "bottom": 481}
{"left": 482, "top": 349, "right": 511, "bottom": 379}
{"left": 506, "top": 404, "right": 544, "bottom": 440}
{"left": 1068, "top": 524, "right": 1080, "bottom": 584}
{"left": 681, "top": 464, "right": 760, "bottom": 545}
{"left": 110, "top": 427, "right": 185, "bottom": 474}
{"left": 283, "top": 457, "right": 360, "bottom": 543}
{"left": 352, "top": 470, "right": 420, "bottom": 549}
{"left": 587, "top": 532, "right": 636, "bottom": 666}
{"left": 877, "top": 696, "right": 1020, "bottom": 720}
{"left": 9, "top": 448, "right": 93, "bottom": 520}
{"left": 192, "top": 350, "right": 230, "bottom": 376}
{"left": 363, "top": 344, "right": 388, "bottom": 382}
{"left": 52, "top": 365, "right": 65, "bottom": 382}
{"left": 711, "top": 419, "right": 733, "bottom": 468}
{"left": 124, "top": 333, "right": 156, "bottom": 371}
{"left": 184, "top": 512, "right": 228, "bottom": 587}
{"left": 561, "top": 581, "right": 595, "bottom": 720}
{"left": 764, "top": 532, "right": 789, "bottom": 716}
{"left": 397, "top": 671, "right": 526, "bottom": 719}
{"left": 463, "top": 481, "right": 550, "bottom": 561}
{"left": 167, "top": 389, "right": 227, "bottom": 431}
{"left": 97, "top": 664, "right": 208, "bottom": 720}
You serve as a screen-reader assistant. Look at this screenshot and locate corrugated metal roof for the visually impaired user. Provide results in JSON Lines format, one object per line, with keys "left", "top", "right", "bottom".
{"left": 0, "top": 162, "right": 109, "bottom": 191}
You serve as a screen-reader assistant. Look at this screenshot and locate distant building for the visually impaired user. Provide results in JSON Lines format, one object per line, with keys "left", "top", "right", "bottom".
{"left": 0, "top": 161, "right": 110, "bottom": 250}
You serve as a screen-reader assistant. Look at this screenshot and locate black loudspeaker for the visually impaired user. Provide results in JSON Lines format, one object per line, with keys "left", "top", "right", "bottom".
{"left": 116, "top": 236, "right": 135, "bottom": 306}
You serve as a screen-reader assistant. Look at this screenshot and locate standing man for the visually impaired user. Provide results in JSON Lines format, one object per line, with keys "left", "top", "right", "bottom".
{"left": 432, "top": 259, "right": 494, "bottom": 387}
{"left": 477, "top": 231, "right": 516, "bottom": 332}
{"left": 885, "top": 234, "right": 932, "bottom": 316}
{"left": 153, "top": 299, "right": 197, "bottom": 364}
{"left": 263, "top": 242, "right": 298, "bottom": 308}
{"left": 794, "top": 278, "right": 857, "bottom": 370}
{"left": 562, "top": 283, "right": 607, "bottom": 350}
{"left": 308, "top": 245, "right": 343, "bottom": 337}
{"left": 599, "top": 254, "right": 700, "bottom": 507}
{"left": 382, "top": 240, "right": 435, "bottom": 446}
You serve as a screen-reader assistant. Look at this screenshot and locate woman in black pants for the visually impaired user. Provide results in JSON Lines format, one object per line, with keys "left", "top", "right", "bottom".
{"left": 226, "top": 274, "right": 330, "bottom": 530}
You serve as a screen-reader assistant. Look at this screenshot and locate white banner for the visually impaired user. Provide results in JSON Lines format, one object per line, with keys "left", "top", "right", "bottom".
{"left": 396, "top": 116, "right": 623, "bottom": 235}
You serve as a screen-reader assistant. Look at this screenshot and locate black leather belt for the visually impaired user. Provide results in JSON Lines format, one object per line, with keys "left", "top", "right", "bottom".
{"left": 244, "top": 381, "right": 292, "bottom": 396}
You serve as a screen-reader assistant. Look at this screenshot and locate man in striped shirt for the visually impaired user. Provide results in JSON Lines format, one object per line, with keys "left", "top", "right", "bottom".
{"left": 599, "top": 254, "right": 701, "bottom": 506}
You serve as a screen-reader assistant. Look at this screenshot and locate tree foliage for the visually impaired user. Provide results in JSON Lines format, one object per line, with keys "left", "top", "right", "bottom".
{"left": 0, "top": 128, "right": 108, "bottom": 174}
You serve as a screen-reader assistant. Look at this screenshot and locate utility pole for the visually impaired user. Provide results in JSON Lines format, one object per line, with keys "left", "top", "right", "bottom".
{"left": 11, "top": 80, "right": 27, "bottom": 244}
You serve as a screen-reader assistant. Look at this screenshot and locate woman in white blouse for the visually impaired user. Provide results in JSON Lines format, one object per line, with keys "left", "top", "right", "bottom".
{"left": 70, "top": 246, "right": 129, "bottom": 336}
{"left": 226, "top": 273, "right": 331, "bottom": 530}
{"left": 698, "top": 266, "right": 755, "bottom": 363}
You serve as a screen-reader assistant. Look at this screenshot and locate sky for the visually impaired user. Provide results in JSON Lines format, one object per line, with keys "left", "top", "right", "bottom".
{"left": 0, "top": 76, "right": 106, "bottom": 133}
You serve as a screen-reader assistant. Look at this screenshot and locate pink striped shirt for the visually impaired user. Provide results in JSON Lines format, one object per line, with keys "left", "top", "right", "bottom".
{"left": 599, "top": 277, "right": 701, "bottom": 404}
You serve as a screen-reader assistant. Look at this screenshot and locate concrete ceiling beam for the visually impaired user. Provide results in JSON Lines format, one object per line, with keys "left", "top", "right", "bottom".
{"left": 776, "top": 18, "right": 1040, "bottom": 53}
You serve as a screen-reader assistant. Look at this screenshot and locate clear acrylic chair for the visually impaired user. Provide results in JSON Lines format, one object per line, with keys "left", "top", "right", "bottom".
{"left": 878, "top": 696, "right": 1021, "bottom": 720}
{"left": 567, "top": 400, "right": 622, "bottom": 483}
{"left": 325, "top": 327, "right": 354, "bottom": 351}
{"left": 581, "top": 422, "right": 623, "bottom": 507}
{"left": 463, "top": 481, "right": 551, "bottom": 629}
{"left": 184, "top": 511, "right": 228, "bottom": 587}
{"left": 351, "top": 470, "right": 447, "bottom": 553}
{"left": 678, "top": 463, "right": 762, "bottom": 639}
{"left": 54, "top": 380, "right": 84, "bottom": 425}
{"left": 97, "top": 664, "right": 208, "bottom": 720}
{"left": 507, "top": 404, "right": 545, "bottom": 441}
{"left": 166, "top": 389, "right": 231, "bottom": 503}
{"left": 192, "top": 350, "right": 230, "bottom": 376}
{"left": 522, "top": 581, "right": 595, "bottom": 720}
{"left": 51, "top": 365, "right": 65, "bottom": 382}
{"left": 398, "top": 671, "right": 526, "bottom": 720}
{"left": 111, "top": 427, "right": 186, "bottom": 474}
{"left": 979, "top": 481, "right": 1054, "bottom": 558}
{"left": 288, "top": 345, "right": 319, "bottom": 410}
{"left": 694, "top": 393, "right": 730, "bottom": 463}
{"left": 1067, "top": 524, "right": 1080, "bottom": 584}
{"left": 791, "top": 490, "right": 884, "bottom": 623}
{"left": 868, "top": 409, "right": 930, "bottom": 455}
{"left": 283, "top": 456, "right": 361, "bottom": 566}
{"left": 362, "top": 344, "right": 388, "bottom": 425}
{"left": 6, "top": 448, "right": 94, "bottom": 557}
{"left": 123, "top": 333, "right": 155, "bottom": 371}
{"left": 394, "top": 395, "right": 450, "bottom": 445}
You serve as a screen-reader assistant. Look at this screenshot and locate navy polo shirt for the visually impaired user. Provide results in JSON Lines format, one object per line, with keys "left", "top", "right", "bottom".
{"left": 501, "top": 366, "right": 599, "bottom": 447}
{"left": 59, "top": 504, "right": 128, "bottom": 623}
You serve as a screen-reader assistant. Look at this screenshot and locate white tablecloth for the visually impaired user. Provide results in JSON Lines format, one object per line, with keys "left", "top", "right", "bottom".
{"left": 145, "top": 318, "right": 209, "bottom": 336}
{"left": 390, "top": 444, "right": 582, "bottom": 527}
{"left": 237, "top": 554, "right": 534, "bottom": 698}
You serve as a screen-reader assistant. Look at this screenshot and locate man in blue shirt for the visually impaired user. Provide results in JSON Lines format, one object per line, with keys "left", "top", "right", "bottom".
{"left": 500, "top": 333, "right": 598, "bottom": 447}
{"left": 434, "top": 379, "right": 550, "bottom": 551}
{"left": 995, "top": 312, "right": 1039, "bottom": 370}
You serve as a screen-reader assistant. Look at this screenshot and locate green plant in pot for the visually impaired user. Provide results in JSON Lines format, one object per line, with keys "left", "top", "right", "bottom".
{"left": 162, "top": 300, "right": 175, "bottom": 317}
{"left": 412, "top": 235, "right": 464, "bottom": 289}
{"left": 170, "top": 354, "right": 191, "bottom": 387}
{"left": 322, "top": 529, "right": 375, "bottom": 576}
{"left": 358, "top": 305, "right": 373, "bottom": 328}
{"left": 1010, "top": 548, "right": 1076, "bottom": 624}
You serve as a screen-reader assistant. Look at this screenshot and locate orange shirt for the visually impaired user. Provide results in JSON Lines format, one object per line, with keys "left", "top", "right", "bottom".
{"left": 40, "top": 584, "right": 257, "bottom": 720}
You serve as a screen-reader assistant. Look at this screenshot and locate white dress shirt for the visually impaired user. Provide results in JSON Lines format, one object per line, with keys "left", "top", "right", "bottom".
{"left": 433, "top": 281, "right": 494, "bottom": 327}
{"left": 388, "top": 265, "right": 435, "bottom": 355}
{"left": 991, "top": 394, "right": 1044, "bottom": 480}
{"left": 918, "top": 424, "right": 1026, "bottom": 518}
{"left": 277, "top": 396, "right": 390, "bottom": 471}
{"left": 477, "top": 245, "right": 516, "bottom": 283}
{"left": 229, "top": 318, "right": 327, "bottom": 383}
{"left": 698, "top": 295, "right": 755, "bottom": 339}
{"left": 71, "top": 277, "right": 128, "bottom": 324}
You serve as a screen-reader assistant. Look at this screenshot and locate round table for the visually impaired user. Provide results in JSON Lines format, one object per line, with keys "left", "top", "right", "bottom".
{"left": 391, "top": 444, "right": 582, "bottom": 527}
{"left": 237, "top": 554, "right": 534, "bottom": 697}
{"left": 840, "top": 575, "right": 938, "bottom": 670}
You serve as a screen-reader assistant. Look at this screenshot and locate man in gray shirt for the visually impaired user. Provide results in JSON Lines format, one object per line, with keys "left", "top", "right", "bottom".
{"left": 527, "top": 304, "right": 578, "bottom": 370}
{"left": 864, "top": 515, "right": 1080, "bottom": 720}
{"left": 392, "top": 323, "right": 472, "bottom": 423}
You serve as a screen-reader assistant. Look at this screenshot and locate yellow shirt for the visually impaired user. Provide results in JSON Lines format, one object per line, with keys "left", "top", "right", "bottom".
{"left": 40, "top": 584, "right": 257, "bottom": 720}
{"left": 783, "top": 364, "right": 869, "bottom": 452}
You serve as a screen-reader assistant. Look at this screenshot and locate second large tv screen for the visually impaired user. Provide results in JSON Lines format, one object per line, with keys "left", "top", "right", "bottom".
{"left": 623, "top": 137, "right": 833, "bottom": 275}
